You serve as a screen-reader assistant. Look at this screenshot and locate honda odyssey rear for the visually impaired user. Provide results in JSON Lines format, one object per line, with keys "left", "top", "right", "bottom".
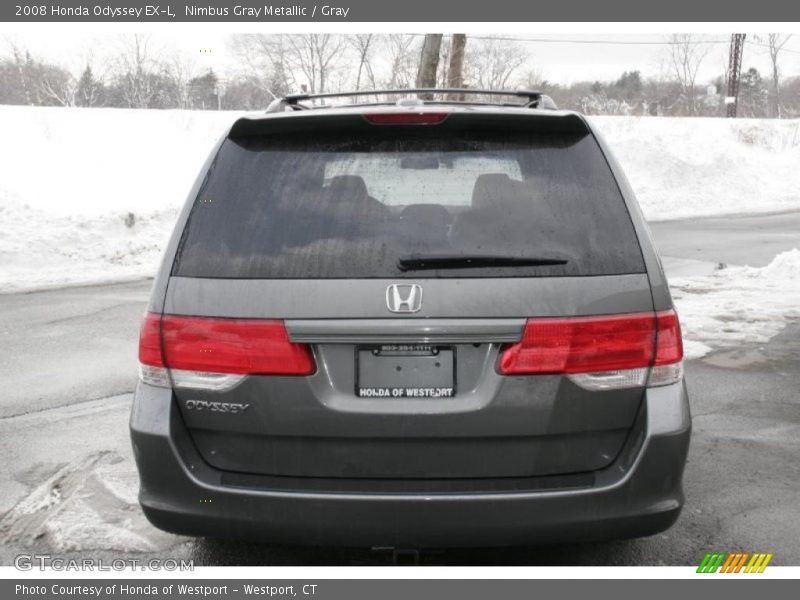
{"left": 131, "top": 89, "right": 690, "bottom": 548}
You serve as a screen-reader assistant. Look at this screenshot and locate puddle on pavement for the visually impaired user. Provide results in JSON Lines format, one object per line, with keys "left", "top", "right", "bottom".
{"left": 699, "top": 323, "right": 800, "bottom": 369}
{"left": 702, "top": 347, "right": 771, "bottom": 369}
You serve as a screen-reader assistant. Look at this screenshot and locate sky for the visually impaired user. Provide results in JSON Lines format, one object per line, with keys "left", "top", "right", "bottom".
{"left": 3, "top": 31, "right": 800, "bottom": 86}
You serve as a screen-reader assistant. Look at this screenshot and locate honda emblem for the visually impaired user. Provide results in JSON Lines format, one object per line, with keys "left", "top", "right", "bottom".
{"left": 386, "top": 284, "right": 423, "bottom": 313}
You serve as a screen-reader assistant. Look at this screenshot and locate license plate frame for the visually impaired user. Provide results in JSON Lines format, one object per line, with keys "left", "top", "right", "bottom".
{"left": 355, "top": 344, "right": 456, "bottom": 399}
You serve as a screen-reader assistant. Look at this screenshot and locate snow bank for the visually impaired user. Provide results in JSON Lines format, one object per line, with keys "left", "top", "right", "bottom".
{"left": 0, "top": 106, "right": 237, "bottom": 292}
{"left": 671, "top": 249, "right": 800, "bottom": 359}
{"left": 0, "top": 106, "right": 236, "bottom": 217}
{"left": 0, "top": 200, "right": 178, "bottom": 293}
{"left": 590, "top": 116, "right": 800, "bottom": 221}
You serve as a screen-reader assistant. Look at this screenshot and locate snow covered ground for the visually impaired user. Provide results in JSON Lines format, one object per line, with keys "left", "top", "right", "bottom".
{"left": 591, "top": 116, "right": 800, "bottom": 221}
{"left": 0, "top": 106, "right": 235, "bottom": 293}
{"left": 670, "top": 249, "right": 800, "bottom": 359}
{"left": 1, "top": 106, "right": 799, "bottom": 358}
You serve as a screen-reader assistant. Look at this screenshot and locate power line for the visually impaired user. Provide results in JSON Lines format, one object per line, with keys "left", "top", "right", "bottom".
{"left": 465, "top": 35, "right": 730, "bottom": 46}
{"left": 409, "top": 32, "right": 727, "bottom": 45}
{"left": 746, "top": 39, "right": 800, "bottom": 55}
{"left": 409, "top": 33, "right": 800, "bottom": 55}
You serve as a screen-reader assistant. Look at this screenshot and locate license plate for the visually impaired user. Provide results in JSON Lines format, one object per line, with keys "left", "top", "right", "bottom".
{"left": 356, "top": 344, "right": 455, "bottom": 398}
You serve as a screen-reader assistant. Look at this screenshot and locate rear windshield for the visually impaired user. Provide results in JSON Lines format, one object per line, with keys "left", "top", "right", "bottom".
{"left": 173, "top": 125, "right": 645, "bottom": 279}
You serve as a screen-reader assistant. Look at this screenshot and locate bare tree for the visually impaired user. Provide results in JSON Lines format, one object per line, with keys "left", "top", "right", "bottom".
{"left": 446, "top": 34, "right": 467, "bottom": 100}
{"left": 5, "top": 38, "right": 34, "bottom": 104}
{"left": 39, "top": 69, "right": 77, "bottom": 106}
{"left": 667, "top": 34, "right": 712, "bottom": 116}
{"left": 231, "top": 33, "right": 389, "bottom": 98}
{"left": 385, "top": 34, "right": 417, "bottom": 89}
{"left": 416, "top": 34, "right": 443, "bottom": 97}
{"left": 165, "top": 55, "right": 198, "bottom": 109}
{"left": 113, "top": 34, "right": 161, "bottom": 108}
{"left": 464, "top": 38, "right": 528, "bottom": 92}
{"left": 3, "top": 38, "right": 77, "bottom": 106}
{"left": 284, "top": 34, "right": 345, "bottom": 94}
{"left": 228, "top": 34, "right": 293, "bottom": 99}
{"left": 349, "top": 34, "right": 376, "bottom": 91}
{"left": 765, "top": 34, "right": 793, "bottom": 118}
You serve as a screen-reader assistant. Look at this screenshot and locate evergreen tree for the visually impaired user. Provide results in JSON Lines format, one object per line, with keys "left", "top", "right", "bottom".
{"left": 740, "top": 68, "right": 769, "bottom": 118}
{"left": 188, "top": 70, "right": 219, "bottom": 110}
{"left": 76, "top": 65, "right": 104, "bottom": 107}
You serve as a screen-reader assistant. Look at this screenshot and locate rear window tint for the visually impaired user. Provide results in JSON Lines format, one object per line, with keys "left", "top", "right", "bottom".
{"left": 173, "top": 126, "right": 645, "bottom": 279}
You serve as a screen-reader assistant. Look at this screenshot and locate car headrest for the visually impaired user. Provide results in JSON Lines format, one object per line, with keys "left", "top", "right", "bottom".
{"left": 327, "top": 175, "right": 369, "bottom": 199}
{"left": 471, "top": 173, "right": 524, "bottom": 210}
{"left": 323, "top": 175, "right": 389, "bottom": 222}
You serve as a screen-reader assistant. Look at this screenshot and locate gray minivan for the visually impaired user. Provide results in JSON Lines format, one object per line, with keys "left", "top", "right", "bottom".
{"left": 131, "top": 89, "right": 690, "bottom": 548}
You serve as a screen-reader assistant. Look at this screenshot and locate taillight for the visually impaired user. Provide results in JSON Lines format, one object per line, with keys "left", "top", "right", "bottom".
{"left": 648, "top": 309, "right": 684, "bottom": 387}
{"left": 138, "top": 313, "right": 315, "bottom": 390}
{"left": 138, "top": 313, "right": 170, "bottom": 388}
{"left": 138, "top": 313, "right": 165, "bottom": 367}
{"left": 498, "top": 310, "right": 683, "bottom": 390}
{"left": 363, "top": 112, "right": 449, "bottom": 125}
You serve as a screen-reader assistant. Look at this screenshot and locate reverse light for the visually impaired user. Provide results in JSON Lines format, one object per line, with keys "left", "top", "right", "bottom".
{"left": 363, "top": 112, "right": 449, "bottom": 125}
{"left": 138, "top": 313, "right": 315, "bottom": 390}
{"left": 648, "top": 309, "right": 684, "bottom": 387}
{"left": 498, "top": 309, "right": 684, "bottom": 390}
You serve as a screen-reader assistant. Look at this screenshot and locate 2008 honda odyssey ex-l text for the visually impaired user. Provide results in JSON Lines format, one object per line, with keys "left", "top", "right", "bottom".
{"left": 131, "top": 88, "right": 690, "bottom": 548}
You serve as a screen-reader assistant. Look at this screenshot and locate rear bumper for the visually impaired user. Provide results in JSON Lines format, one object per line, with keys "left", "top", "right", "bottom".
{"left": 130, "top": 381, "right": 691, "bottom": 547}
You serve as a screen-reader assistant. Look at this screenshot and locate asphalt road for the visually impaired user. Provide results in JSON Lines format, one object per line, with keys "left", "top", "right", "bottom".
{"left": 650, "top": 210, "right": 800, "bottom": 268}
{"left": 0, "top": 210, "right": 798, "bottom": 566}
{"left": 0, "top": 283, "right": 143, "bottom": 418}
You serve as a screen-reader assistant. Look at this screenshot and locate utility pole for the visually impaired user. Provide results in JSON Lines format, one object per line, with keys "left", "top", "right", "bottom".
{"left": 726, "top": 34, "right": 746, "bottom": 118}
{"left": 215, "top": 79, "right": 226, "bottom": 111}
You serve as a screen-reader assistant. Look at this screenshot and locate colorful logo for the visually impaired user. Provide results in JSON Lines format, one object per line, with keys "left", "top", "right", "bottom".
{"left": 697, "top": 552, "right": 773, "bottom": 573}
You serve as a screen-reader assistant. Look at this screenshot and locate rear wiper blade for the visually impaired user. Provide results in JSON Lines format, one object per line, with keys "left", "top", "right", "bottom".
{"left": 397, "top": 254, "right": 568, "bottom": 271}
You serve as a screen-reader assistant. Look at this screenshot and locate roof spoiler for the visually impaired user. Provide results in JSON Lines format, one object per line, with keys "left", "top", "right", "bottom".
{"left": 266, "top": 88, "right": 557, "bottom": 113}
